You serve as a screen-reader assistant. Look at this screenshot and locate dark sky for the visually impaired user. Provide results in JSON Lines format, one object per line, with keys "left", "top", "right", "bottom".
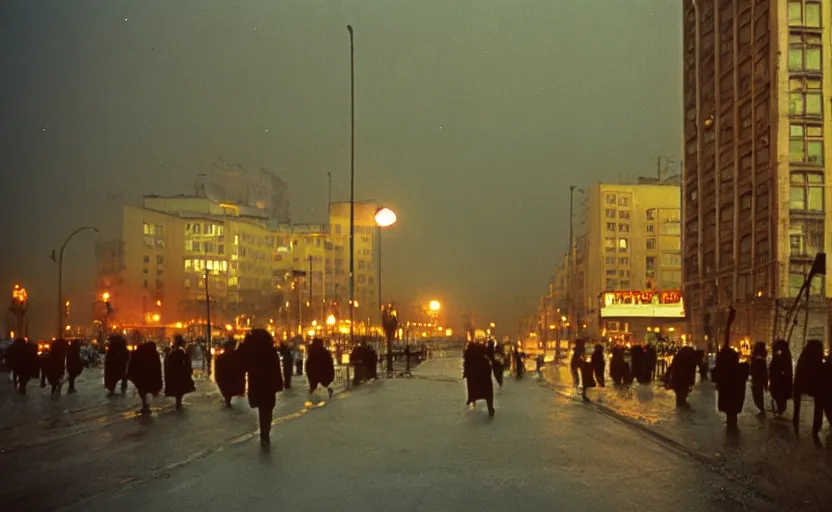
{"left": 0, "top": 0, "right": 682, "bottom": 338}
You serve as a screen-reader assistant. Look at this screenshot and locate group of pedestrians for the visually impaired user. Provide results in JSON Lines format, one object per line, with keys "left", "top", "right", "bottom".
{"left": 661, "top": 337, "right": 832, "bottom": 436}
{"left": 5, "top": 338, "right": 85, "bottom": 395}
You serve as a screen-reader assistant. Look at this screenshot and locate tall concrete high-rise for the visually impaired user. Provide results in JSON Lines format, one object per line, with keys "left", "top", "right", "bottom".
{"left": 682, "top": 0, "right": 830, "bottom": 348}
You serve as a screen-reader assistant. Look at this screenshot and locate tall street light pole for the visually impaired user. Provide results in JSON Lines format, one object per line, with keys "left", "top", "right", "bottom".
{"left": 567, "top": 185, "right": 575, "bottom": 343}
{"left": 374, "top": 207, "right": 397, "bottom": 328}
{"left": 52, "top": 226, "right": 99, "bottom": 338}
{"left": 347, "top": 24, "right": 356, "bottom": 348}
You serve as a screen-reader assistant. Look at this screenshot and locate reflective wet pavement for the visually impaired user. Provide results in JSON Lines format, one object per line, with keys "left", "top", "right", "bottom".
{"left": 543, "top": 360, "right": 832, "bottom": 509}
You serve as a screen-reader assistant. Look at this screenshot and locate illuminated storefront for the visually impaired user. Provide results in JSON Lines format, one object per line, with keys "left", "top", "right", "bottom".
{"left": 599, "top": 290, "right": 687, "bottom": 344}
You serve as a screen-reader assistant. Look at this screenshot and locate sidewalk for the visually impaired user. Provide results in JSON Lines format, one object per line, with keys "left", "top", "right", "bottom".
{"left": 543, "top": 362, "right": 832, "bottom": 508}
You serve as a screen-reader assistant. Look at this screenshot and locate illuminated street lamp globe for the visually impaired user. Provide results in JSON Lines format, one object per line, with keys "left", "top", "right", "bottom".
{"left": 374, "top": 207, "right": 397, "bottom": 227}
{"left": 429, "top": 300, "right": 441, "bottom": 312}
{"left": 326, "top": 314, "right": 337, "bottom": 326}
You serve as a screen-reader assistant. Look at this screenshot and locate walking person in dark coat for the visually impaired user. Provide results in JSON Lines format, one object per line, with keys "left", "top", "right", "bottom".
{"left": 578, "top": 355, "right": 596, "bottom": 402}
{"left": 241, "top": 329, "right": 283, "bottom": 447}
{"left": 591, "top": 344, "right": 606, "bottom": 388}
{"left": 713, "top": 308, "right": 748, "bottom": 432}
{"left": 7, "top": 338, "right": 25, "bottom": 390}
{"left": 215, "top": 338, "right": 245, "bottom": 407}
{"left": 305, "top": 338, "right": 335, "bottom": 399}
{"left": 278, "top": 342, "right": 294, "bottom": 390}
{"left": 463, "top": 343, "right": 495, "bottom": 417}
{"left": 664, "top": 346, "right": 697, "bottom": 408}
{"left": 128, "top": 341, "right": 163, "bottom": 415}
{"left": 769, "top": 339, "right": 793, "bottom": 416}
{"left": 570, "top": 339, "right": 585, "bottom": 387}
{"left": 11, "top": 339, "right": 40, "bottom": 394}
{"left": 631, "top": 345, "right": 646, "bottom": 384}
{"left": 105, "top": 335, "right": 130, "bottom": 396}
{"left": 694, "top": 349, "right": 708, "bottom": 382}
{"left": 749, "top": 342, "right": 768, "bottom": 414}
{"left": 609, "top": 345, "right": 629, "bottom": 386}
{"left": 366, "top": 345, "right": 379, "bottom": 380}
{"left": 793, "top": 339, "right": 826, "bottom": 437}
{"left": 164, "top": 336, "right": 195, "bottom": 411}
{"left": 66, "top": 339, "right": 84, "bottom": 393}
{"left": 45, "top": 339, "right": 68, "bottom": 395}
{"left": 643, "top": 344, "right": 658, "bottom": 383}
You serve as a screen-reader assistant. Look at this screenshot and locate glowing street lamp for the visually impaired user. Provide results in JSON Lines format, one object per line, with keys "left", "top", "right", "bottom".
{"left": 429, "top": 300, "right": 441, "bottom": 312}
{"left": 326, "top": 314, "right": 337, "bottom": 326}
{"left": 375, "top": 207, "right": 398, "bottom": 329}
{"left": 10, "top": 284, "right": 28, "bottom": 338}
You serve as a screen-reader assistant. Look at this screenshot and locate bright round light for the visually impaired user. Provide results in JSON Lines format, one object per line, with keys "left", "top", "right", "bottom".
{"left": 326, "top": 314, "right": 337, "bottom": 326}
{"left": 374, "top": 207, "right": 397, "bottom": 227}
{"left": 429, "top": 300, "right": 440, "bottom": 312}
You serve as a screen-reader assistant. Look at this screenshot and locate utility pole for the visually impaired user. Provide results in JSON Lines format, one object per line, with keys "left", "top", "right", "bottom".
{"left": 327, "top": 172, "right": 332, "bottom": 215}
{"left": 566, "top": 185, "right": 575, "bottom": 342}
{"left": 347, "top": 24, "right": 356, "bottom": 348}
{"left": 308, "top": 255, "right": 313, "bottom": 326}
{"left": 204, "top": 269, "right": 212, "bottom": 376}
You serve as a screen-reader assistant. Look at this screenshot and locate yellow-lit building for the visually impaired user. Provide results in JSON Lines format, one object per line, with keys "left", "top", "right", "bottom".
{"left": 575, "top": 182, "right": 683, "bottom": 342}
{"left": 105, "top": 196, "right": 349, "bottom": 338}
{"left": 328, "top": 201, "right": 380, "bottom": 325}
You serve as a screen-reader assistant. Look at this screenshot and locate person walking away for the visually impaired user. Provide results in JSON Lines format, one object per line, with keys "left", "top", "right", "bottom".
{"left": 215, "top": 338, "right": 245, "bottom": 407}
{"left": 13, "top": 339, "right": 40, "bottom": 394}
{"left": 694, "top": 349, "right": 708, "bottom": 382}
{"left": 350, "top": 343, "right": 366, "bottom": 385}
{"left": 45, "top": 339, "right": 68, "bottom": 395}
{"left": 591, "top": 344, "right": 606, "bottom": 388}
{"left": 631, "top": 345, "right": 646, "bottom": 384}
{"left": 66, "top": 339, "right": 84, "bottom": 393}
{"left": 463, "top": 343, "right": 495, "bottom": 417}
{"left": 366, "top": 344, "right": 379, "bottom": 380}
{"left": 749, "top": 342, "right": 768, "bottom": 414}
{"left": 768, "top": 339, "right": 793, "bottom": 416}
{"left": 128, "top": 341, "right": 163, "bottom": 415}
{"left": 293, "top": 345, "right": 303, "bottom": 376}
{"left": 278, "top": 341, "right": 294, "bottom": 390}
{"left": 513, "top": 348, "right": 525, "bottom": 379}
{"left": 105, "top": 334, "right": 130, "bottom": 396}
{"left": 305, "top": 338, "right": 335, "bottom": 399}
{"left": 241, "top": 329, "right": 283, "bottom": 447}
{"left": 664, "top": 346, "right": 697, "bottom": 408}
{"left": 164, "top": 336, "right": 195, "bottom": 411}
{"left": 643, "top": 344, "right": 658, "bottom": 383}
{"left": 609, "top": 345, "right": 629, "bottom": 386}
{"left": 570, "top": 339, "right": 586, "bottom": 387}
{"left": 793, "top": 339, "right": 825, "bottom": 437}
{"left": 491, "top": 351, "right": 504, "bottom": 388}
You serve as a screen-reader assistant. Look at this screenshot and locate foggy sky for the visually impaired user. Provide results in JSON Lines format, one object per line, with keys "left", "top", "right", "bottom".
{"left": 0, "top": 0, "right": 682, "bottom": 338}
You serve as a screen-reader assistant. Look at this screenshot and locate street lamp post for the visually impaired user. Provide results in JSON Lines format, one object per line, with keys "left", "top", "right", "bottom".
{"left": 10, "top": 284, "right": 28, "bottom": 338}
{"left": 51, "top": 226, "right": 99, "bottom": 338}
{"left": 374, "top": 207, "right": 397, "bottom": 329}
{"left": 347, "top": 24, "right": 356, "bottom": 348}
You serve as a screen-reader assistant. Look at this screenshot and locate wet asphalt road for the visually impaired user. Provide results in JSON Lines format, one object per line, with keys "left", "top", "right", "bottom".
{"left": 0, "top": 358, "right": 797, "bottom": 511}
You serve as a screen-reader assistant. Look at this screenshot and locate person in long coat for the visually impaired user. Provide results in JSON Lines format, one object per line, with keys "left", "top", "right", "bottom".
{"left": 11, "top": 339, "right": 40, "bottom": 394}
{"left": 768, "top": 339, "right": 793, "bottom": 416}
{"left": 631, "top": 345, "right": 646, "bottom": 384}
{"left": 366, "top": 345, "right": 379, "bottom": 380}
{"left": 215, "top": 338, "right": 245, "bottom": 407}
{"left": 749, "top": 342, "right": 768, "bottom": 414}
{"left": 241, "top": 329, "right": 283, "bottom": 447}
{"left": 305, "top": 338, "right": 335, "bottom": 398}
{"left": 664, "top": 346, "right": 697, "bottom": 408}
{"left": 714, "top": 345, "right": 749, "bottom": 432}
{"left": 45, "top": 338, "right": 68, "bottom": 395}
{"left": 105, "top": 335, "right": 130, "bottom": 396}
{"left": 66, "top": 339, "right": 84, "bottom": 394}
{"left": 164, "top": 336, "right": 195, "bottom": 410}
{"left": 463, "top": 343, "right": 495, "bottom": 417}
{"left": 609, "top": 345, "right": 629, "bottom": 386}
{"left": 128, "top": 341, "right": 163, "bottom": 415}
{"left": 642, "top": 344, "right": 658, "bottom": 384}
{"left": 793, "top": 339, "right": 826, "bottom": 437}
{"left": 278, "top": 342, "right": 294, "bottom": 389}
{"left": 570, "top": 340, "right": 586, "bottom": 387}
{"left": 591, "top": 344, "right": 606, "bottom": 388}
{"left": 7, "top": 338, "right": 26, "bottom": 390}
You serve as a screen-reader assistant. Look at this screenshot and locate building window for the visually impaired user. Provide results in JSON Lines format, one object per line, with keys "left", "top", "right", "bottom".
{"left": 660, "top": 252, "right": 681, "bottom": 266}
{"left": 788, "top": 1, "right": 822, "bottom": 28}
{"left": 618, "top": 238, "right": 629, "bottom": 252}
{"left": 789, "top": 77, "right": 823, "bottom": 118}
{"left": 606, "top": 222, "right": 616, "bottom": 232}
{"left": 789, "top": 218, "right": 824, "bottom": 257}
{"left": 335, "top": 224, "right": 342, "bottom": 235}
{"left": 606, "top": 268, "right": 617, "bottom": 276}
{"left": 618, "top": 223, "right": 630, "bottom": 232}
{"left": 789, "top": 264, "right": 823, "bottom": 297}
{"left": 739, "top": 235, "right": 752, "bottom": 267}
{"left": 789, "top": 124, "right": 824, "bottom": 165}
{"left": 646, "top": 209, "right": 656, "bottom": 221}
{"left": 605, "top": 279, "right": 617, "bottom": 290}
{"left": 605, "top": 194, "right": 617, "bottom": 205}
{"left": 788, "top": 33, "right": 822, "bottom": 72}
{"left": 619, "top": 269, "right": 630, "bottom": 278}
{"left": 619, "top": 210, "right": 631, "bottom": 220}
{"left": 143, "top": 255, "right": 150, "bottom": 264}
{"left": 605, "top": 209, "right": 616, "bottom": 219}
{"left": 789, "top": 172, "right": 824, "bottom": 211}
{"left": 143, "top": 223, "right": 155, "bottom": 235}
{"left": 646, "top": 238, "right": 656, "bottom": 250}
{"left": 184, "top": 259, "right": 192, "bottom": 270}
{"left": 156, "top": 255, "right": 163, "bottom": 264}
{"left": 604, "top": 237, "right": 616, "bottom": 253}
{"left": 646, "top": 224, "right": 655, "bottom": 233}
{"left": 740, "top": 193, "right": 752, "bottom": 210}
{"left": 646, "top": 256, "right": 656, "bottom": 270}
{"left": 618, "top": 257, "right": 629, "bottom": 266}
{"left": 605, "top": 256, "right": 616, "bottom": 265}
{"left": 618, "top": 195, "right": 629, "bottom": 207}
